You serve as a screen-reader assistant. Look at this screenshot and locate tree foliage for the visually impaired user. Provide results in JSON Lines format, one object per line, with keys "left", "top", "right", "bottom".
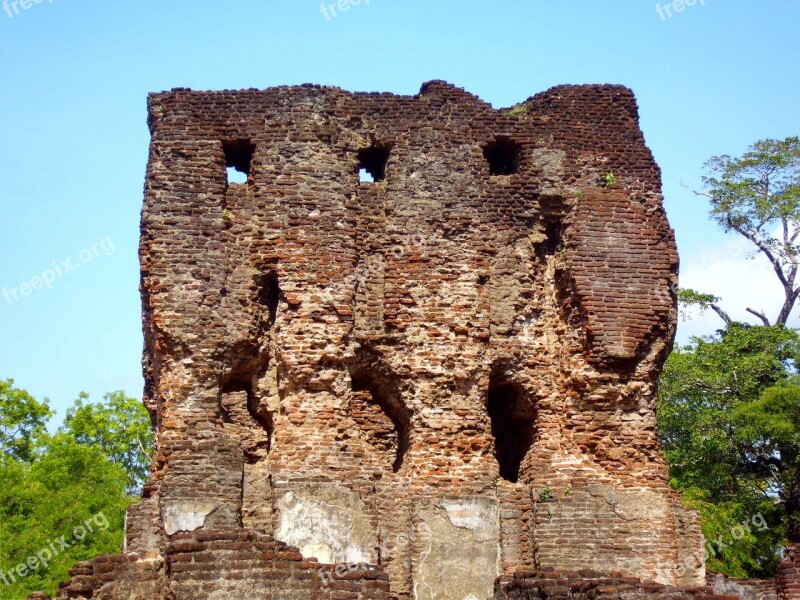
{"left": 61, "top": 391, "right": 153, "bottom": 494}
{"left": 679, "top": 488, "right": 780, "bottom": 578}
{"left": 0, "top": 381, "right": 154, "bottom": 599}
{"left": 0, "top": 379, "right": 53, "bottom": 463}
{"left": 734, "top": 381, "right": 800, "bottom": 543}
{"left": 0, "top": 436, "right": 131, "bottom": 598}
{"left": 658, "top": 324, "right": 800, "bottom": 576}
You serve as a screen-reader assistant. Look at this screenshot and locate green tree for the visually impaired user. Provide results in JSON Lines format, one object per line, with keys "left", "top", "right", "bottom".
{"left": 61, "top": 391, "right": 154, "bottom": 494}
{"left": 679, "top": 488, "right": 780, "bottom": 578}
{"left": 0, "top": 436, "right": 131, "bottom": 599}
{"left": 0, "top": 379, "right": 53, "bottom": 463}
{"left": 0, "top": 383, "right": 154, "bottom": 598}
{"left": 688, "top": 136, "right": 800, "bottom": 326}
{"left": 658, "top": 324, "right": 800, "bottom": 576}
{"left": 734, "top": 380, "right": 800, "bottom": 545}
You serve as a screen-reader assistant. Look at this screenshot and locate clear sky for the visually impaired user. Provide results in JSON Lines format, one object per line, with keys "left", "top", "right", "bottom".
{"left": 1, "top": 0, "right": 798, "bottom": 421}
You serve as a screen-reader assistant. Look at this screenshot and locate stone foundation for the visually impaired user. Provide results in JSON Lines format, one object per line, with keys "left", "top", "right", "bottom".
{"left": 707, "top": 572, "right": 777, "bottom": 600}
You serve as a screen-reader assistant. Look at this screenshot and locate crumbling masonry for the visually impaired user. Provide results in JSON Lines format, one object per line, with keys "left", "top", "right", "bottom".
{"left": 54, "top": 81, "right": 731, "bottom": 600}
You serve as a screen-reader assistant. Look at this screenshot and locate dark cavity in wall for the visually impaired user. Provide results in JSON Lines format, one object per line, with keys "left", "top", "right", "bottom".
{"left": 349, "top": 364, "right": 410, "bottom": 472}
{"left": 221, "top": 377, "right": 273, "bottom": 461}
{"left": 534, "top": 219, "right": 564, "bottom": 260}
{"left": 484, "top": 137, "right": 522, "bottom": 176}
{"left": 256, "top": 271, "right": 280, "bottom": 326}
{"left": 487, "top": 375, "right": 536, "bottom": 483}
{"left": 223, "top": 139, "right": 255, "bottom": 185}
{"left": 357, "top": 145, "right": 391, "bottom": 183}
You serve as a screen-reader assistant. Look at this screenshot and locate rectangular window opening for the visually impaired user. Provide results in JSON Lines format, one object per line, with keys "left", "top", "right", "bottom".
{"left": 223, "top": 140, "right": 255, "bottom": 186}
{"left": 484, "top": 137, "right": 522, "bottom": 176}
{"left": 357, "top": 145, "right": 391, "bottom": 184}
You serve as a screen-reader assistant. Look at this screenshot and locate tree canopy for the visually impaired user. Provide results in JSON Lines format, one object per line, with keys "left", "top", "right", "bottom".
{"left": 658, "top": 325, "right": 800, "bottom": 577}
{"left": 0, "top": 381, "right": 153, "bottom": 599}
{"left": 666, "top": 137, "right": 800, "bottom": 577}
{"left": 1, "top": 379, "right": 54, "bottom": 463}
{"left": 0, "top": 436, "right": 130, "bottom": 598}
{"left": 61, "top": 391, "right": 153, "bottom": 494}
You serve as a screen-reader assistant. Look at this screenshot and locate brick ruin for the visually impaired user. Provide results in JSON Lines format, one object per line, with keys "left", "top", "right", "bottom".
{"left": 49, "top": 81, "right": 761, "bottom": 599}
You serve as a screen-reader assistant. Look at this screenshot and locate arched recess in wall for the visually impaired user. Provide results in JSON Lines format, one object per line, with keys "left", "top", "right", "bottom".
{"left": 486, "top": 372, "right": 537, "bottom": 483}
{"left": 348, "top": 356, "right": 411, "bottom": 473}
{"left": 216, "top": 269, "right": 281, "bottom": 461}
{"left": 220, "top": 377, "right": 273, "bottom": 463}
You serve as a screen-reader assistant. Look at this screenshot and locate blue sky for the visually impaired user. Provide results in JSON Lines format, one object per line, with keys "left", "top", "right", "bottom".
{"left": 1, "top": 0, "right": 798, "bottom": 420}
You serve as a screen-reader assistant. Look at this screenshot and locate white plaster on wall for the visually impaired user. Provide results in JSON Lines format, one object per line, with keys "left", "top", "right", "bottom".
{"left": 162, "top": 502, "right": 216, "bottom": 535}
{"left": 275, "top": 484, "right": 377, "bottom": 565}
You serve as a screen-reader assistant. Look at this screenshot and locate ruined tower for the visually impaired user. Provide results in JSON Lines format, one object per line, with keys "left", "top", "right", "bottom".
{"left": 56, "top": 81, "right": 709, "bottom": 599}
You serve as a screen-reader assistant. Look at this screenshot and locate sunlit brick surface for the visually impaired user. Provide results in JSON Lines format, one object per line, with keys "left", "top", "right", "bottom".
{"left": 54, "top": 81, "right": 716, "bottom": 600}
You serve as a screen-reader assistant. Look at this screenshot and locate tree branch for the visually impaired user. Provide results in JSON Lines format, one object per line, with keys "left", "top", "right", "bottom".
{"left": 783, "top": 215, "right": 790, "bottom": 249}
{"left": 710, "top": 304, "right": 732, "bottom": 325}
{"left": 777, "top": 288, "right": 800, "bottom": 325}
{"left": 745, "top": 307, "right": 771, "bottom": 326}
{"left": 728, "top": 218, "right": 790, "bottom": 289}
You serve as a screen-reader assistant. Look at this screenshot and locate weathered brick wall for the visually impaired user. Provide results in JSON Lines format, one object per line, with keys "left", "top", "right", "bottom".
{"left": 777, "top": 545, "right": 800, "bottom": 600}
{"left": 495, "top": 570, "right": 735, "bottom": 600}
{"left": 52, "top": 81, "right": 705, "bottom": 599}
{"left": 52, "top": 530, "right": 391, "bottom": 599}
{"left": 53, "top": 553, "right": 170, "bottom": 599}
{"left": 707, "top": 572, "right": 778, "bottom": 600}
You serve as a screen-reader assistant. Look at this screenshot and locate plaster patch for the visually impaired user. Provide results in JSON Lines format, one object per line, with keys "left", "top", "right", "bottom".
{"left": 440, "top": 497, "right": 496, "bottom": 530}
{"left": 275, "top": 483, "right": 377, "bottom": 565}
{"left": 162, "top": 502, "right": 216, "bottom": 535}
{"left": 413, "top": 496, "right": 499, "bottom": 600}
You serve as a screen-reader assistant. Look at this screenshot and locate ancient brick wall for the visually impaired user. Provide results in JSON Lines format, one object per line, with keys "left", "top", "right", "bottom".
{"left": 707, "top": 572, "right": 778, "bottom": 600}
{"left": 777, "top": 545, "right": 800, "bottom": 600}
{"left": 496, "top": 570, "right": 735, "bottom": 600}
{"left": 56, "top": 80, "right": 705, "bottom": 599}
{"left": 52, "top": 531, "right": 391, "bottom": 599}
